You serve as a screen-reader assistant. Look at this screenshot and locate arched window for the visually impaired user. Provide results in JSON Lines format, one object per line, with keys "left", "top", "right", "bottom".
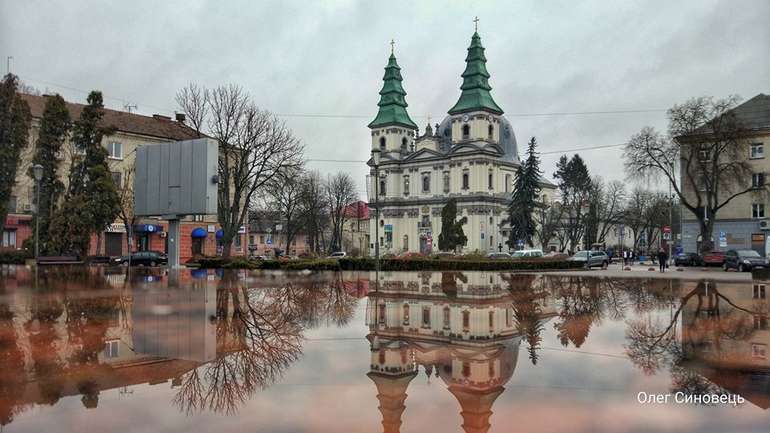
{"left": 443, "top": 306, "right": 451, "bottom": 329}
{"left": 488, "top": 311, "right": 494, "bottom": 331}
{"left": 379, "top": 136, "right": 386, "bottom": 150}
{"left": 462, "top": 124, "right": 470, "bottom": 139}
{"left": 403, "top": 304, "right": 410, "bottom": 325}
{"left": 403, "top": 235, "right": 408, "bottom": 251}
{"left": 401, "top": 137, "right": 407, "bottom": 151}
{"left": 462, "top": 172, "right": 470, "bottom": 190}
{"left": 403, "top": 175, "right": 410, "bottom": 196}
{"left": 379, "top": 178, "right": 386, "bottom": 196}
{"left": 443, "top": 171, "right": 450, "bottom": 193}
{"left": 422, "top": 174, "right": 430, "bottom": 193}
{"left": 488, "top": 124, "right": 494, "bottom": 139}
{"left": 462, "top": 310, "right": 470, "bottom": 331}
{"left": 488, "top": 170, "right": 493, "bottom": 189}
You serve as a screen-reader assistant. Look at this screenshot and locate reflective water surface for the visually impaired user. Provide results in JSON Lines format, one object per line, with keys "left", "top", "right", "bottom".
{"left": 0, "top": 266, "right": 768, "bottom": 433}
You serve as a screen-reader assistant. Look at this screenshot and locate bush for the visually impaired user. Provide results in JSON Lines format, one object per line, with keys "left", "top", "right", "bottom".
{"left": 0, "top": 248, "right": 32, "bottom": 264}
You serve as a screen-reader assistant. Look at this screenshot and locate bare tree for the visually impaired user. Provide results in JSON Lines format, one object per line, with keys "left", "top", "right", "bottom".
{"left": 298, "top": 170, "right": 329, "bottom": 254}
{"left": 263, "top": 167, "right": 304, "bottom": 255}
{"left": 113, "top": 163, "right": 135, "bottom": 253}
{"left": 534, "top": 200, "right": 563, "bottom": 251}
{"left": 326, "top": 172, "right": 357, "bottom": 253}
{"left": 585, "top": 177, "right": 626, "bottom": 247}
{"left": 176, "top": 83, "right": 304, "bottom": 258}
{"left": 625, "top": 96, "right": 761, "bottom": 253}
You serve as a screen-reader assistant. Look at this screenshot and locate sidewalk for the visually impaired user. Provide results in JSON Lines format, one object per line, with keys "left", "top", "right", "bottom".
{"left": 541, "top": 262, "right": 753, "bottom": 281}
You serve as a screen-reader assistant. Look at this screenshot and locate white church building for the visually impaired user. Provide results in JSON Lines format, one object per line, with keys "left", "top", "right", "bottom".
{"left": 367, "top": 29, "right": 556, "bottom": 255}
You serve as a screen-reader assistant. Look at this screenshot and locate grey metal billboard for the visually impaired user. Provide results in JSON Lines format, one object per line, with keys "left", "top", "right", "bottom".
{"left": 134, "top": 138, "right": 218, "bottom": 217}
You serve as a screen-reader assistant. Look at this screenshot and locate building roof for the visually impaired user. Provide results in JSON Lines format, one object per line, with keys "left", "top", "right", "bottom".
{"left": 687, "top": 93, "right": 770, "bottom": 137}
{"left": 368, "top": 54, "right": 418, "bottom": 130}
{"left": 20, "top": 93, "right": 202, "bottom": 141}
{"left": 343, "top": 200, "right": 370, "bottom": 219}
{"left": 448, "top": 32, "right": 504, "bottom": 116}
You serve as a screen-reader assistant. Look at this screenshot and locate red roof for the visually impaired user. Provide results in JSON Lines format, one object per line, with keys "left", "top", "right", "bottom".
{"left": 20, "top": 93, "right": 202, "bottom": 141}
{"left": 343, "top": 201, "right": 370, "bottom": 219}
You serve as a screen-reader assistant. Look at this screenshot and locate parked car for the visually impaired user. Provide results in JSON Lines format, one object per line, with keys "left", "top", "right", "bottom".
{"left": 702, "top": 251, "right": 726, "bottom": 266}
{"left": 112, "top": 251, "right": 167, "bottom": 267}
{"left": 723, "top": 249, "right": 769, "bottom": 272}
{"left": 487, "top": 252, "right": 511, "bottom": 259}
{"left": 674, "top": 252, "right": 704, "bottom": 267}
{"left": 250, "top": 255, "right": 268, "bottom": 261}
{"left": 569, "top": 250, "right": 609, "bottom": 268}
{"left": 327, "top": 251, "right": 347, "bottom": 259}
{"left": 511, "top": 249, "right": 544, "bottom": 259}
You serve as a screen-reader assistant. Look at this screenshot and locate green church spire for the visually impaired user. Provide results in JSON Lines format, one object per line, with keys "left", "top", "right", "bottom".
{"left": 368, "top": 47, "right": 418, "bottom": 130}
{"left": 448, "top": 30, "right": 504, "bottom": 115}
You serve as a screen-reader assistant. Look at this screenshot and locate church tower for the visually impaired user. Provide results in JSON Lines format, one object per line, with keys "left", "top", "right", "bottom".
{"left": 447, "top": 25, "right": 504, "bottom": 145}
{"left": 369, "top": 43, "right": 418, "bottom": 158}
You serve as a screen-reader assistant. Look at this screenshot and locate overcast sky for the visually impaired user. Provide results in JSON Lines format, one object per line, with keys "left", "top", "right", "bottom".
{"left": 2, "top": 0, "right": 768, "bottom": 197}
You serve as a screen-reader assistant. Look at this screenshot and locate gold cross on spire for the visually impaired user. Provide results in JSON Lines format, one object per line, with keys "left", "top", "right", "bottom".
{"left": 427, "top": 114, "right": 432, "bottom": 125}
{"left": 390, "top": 39, "right": 395, "bottom": 55}
{"left": 473, "top": 16, "right": 479, "bottom": 31}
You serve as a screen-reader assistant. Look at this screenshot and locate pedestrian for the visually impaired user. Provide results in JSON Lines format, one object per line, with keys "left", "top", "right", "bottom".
{"left": 657, "top": 247, "right": 668, "bottom": 273}
{"left": 622, "top": 250, "right": 627, "bottom": 266}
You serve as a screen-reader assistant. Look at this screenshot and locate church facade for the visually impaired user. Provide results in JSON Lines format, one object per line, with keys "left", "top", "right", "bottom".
{"left": 367, "top": 30, "right": 555, "bottom": 255}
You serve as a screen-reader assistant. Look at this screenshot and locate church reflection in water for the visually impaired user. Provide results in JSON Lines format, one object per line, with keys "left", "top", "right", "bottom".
{"left": 0, "top": 266, "right": 768, "bottom": 430}
{"left": 365, "top": 271, "right": 556, "bottom": 433}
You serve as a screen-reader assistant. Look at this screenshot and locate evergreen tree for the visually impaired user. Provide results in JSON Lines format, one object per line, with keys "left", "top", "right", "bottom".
{"left": 437, "top": 198, "right": 468, "bottom": 252}
{"left": 29, "top": 94, "right": 70, "bottom": 254}
{"left": 0, "top": 74, "right": 31, "bottom": 235}
{"left": 507, "top": 137, "right": 542, "bottom": 249}
{"left": 49, "top": 91, "right": 119, "bottom": 256}
{"left": 553, "top": 154, "right": 592, "bottom": 252}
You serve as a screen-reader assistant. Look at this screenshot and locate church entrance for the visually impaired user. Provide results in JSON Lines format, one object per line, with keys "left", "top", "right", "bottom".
{"left": 419, "top": 234, "right": 432, "bottom": 255}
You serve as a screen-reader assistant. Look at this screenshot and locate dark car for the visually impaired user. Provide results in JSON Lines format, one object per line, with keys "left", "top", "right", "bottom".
{"left": 112, "top": 251, "right": 167, "bottom": 267}
{"left": 723, "top": 249, "right": 769, "bottom": 272}
{"left": 674, "top": 252, "right": 704, "bottom": 267}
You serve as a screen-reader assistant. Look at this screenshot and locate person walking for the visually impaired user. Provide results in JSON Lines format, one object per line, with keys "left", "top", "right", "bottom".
{"left": 657, "top": 247, "right": 668, "bottom": 273}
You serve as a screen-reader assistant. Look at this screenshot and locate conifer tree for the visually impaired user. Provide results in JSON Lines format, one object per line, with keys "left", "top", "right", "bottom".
{"left": 438, "top": 198, "right": 468, "bottom": 252}
{"left": 49, "top": 91, "right": 119, "bottom": 256}
{"left": 29, "top": 94, "right": 70, "bottom": 254}
{"left": 0, "top": 74, "right": 31, "bottom": 234}
{"left": 507, "top": 137, "right": 542, "bottom": 249}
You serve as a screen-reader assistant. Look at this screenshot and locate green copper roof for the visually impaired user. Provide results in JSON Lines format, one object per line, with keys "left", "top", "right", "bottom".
{"left": 448, "top": 32, "right": 504, "bottom": 115}
{"left": 368, "top": 53, "right": 418, "bottom": 130}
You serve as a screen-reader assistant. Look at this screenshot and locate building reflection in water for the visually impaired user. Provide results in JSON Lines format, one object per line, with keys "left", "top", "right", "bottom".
{"left": 366, "top": 271, "right": 556, "bottom": 433}
{"left": 0, "top": 266, "right": 366, "bottom": 425}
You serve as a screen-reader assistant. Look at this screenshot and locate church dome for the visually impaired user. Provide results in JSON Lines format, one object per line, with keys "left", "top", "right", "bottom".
{"left": 436, "top": 115, "right": 518, "bottom": 162}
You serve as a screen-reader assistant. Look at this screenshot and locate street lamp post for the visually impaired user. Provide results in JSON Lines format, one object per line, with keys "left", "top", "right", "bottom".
{"left": 371, "top": 149, "right": 381, "bottom": 273}
{"left": 32, "top": 164, "right": 44, "bottom": 260}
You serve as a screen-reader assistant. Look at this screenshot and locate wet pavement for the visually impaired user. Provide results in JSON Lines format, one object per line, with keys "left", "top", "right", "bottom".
{"left": 0, "top": 265, "right": 768, "bottom": 433}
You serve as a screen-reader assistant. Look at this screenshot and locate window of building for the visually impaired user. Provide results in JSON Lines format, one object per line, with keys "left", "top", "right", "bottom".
{"left": 488, "top": 170, "right": 493, "bottom": 189}
{"left": 106, "top": 142, "right": 123, "bottom": 159}
{"left": 259, "top": 235, "right": 265, "bottom": 244}
{"left": 401, "top": 137, "right": 407, "bottom": 152}
{"left": 462, "top": 361, "right": 471, "bottom": 377}
{"left": 379, "top": 178, "right": 386, "bottom": 196}
{"left": 379, "top": 137, "right": 386, "bottom": 150}
{"left": 403, "top": 235, "right": 408, "bottom": 250}
{"left": 752, "top": 203, "right": 765, "bottom": 219}
{"left": 488, "top": 124, "right": 494, "bottom": 139}
{"left": 488, "top": 360, "right": 495, "bottom": 377}
{"left": 378, "top": 350, "right": 386, "bottom": 364}
{"left": 753, "top": 284, "right": 766, "bottom": 299}
{"left": 505, "top": 308, "right": 512, "bottom": 327}
{"left": 443, "top": 171, "right": 450, "bottom": 193}
{"left": 6, "top": 195, "right": 16, "bottom": 213}
{"left": 443, "top": 306, "right": 450, "bottom": 329}
{"left": 462, "top": 310, "right": 470, "bottom": 331}
{"left": 111, "top": 171, "right": 122, "bottom": 189}
{"left": 505, "top": 174, "right": 511, "bottom": 193}
{"left": 752, "top": 343, "right": 767, "bottom": 359}
{"left": 754, "top": 315, "right": 768, "bottom": 330}
{"left": 378, "top": 303, "right": 386, "bottom": 324}
{"left": 752, "top": 172, "right": 765, "bottom": 188}
{"left": 750, "top": 143, "right": 764, "bottom": 159}
{"left": 103, "top": 340, "right": 120, "bottom": 358}
{"left": 422, "top": 307, "right": 431, "bottom": 327}
{"left": 462, "top": 171, "right": 469, "bottom": 190}
{"left": 488, "top": 311, "right": 494, "bottom": 331}
{"left": 462, "top": 124, "right": 470, "bottom": 139}
{"left": 403, "top": 175, "right": 410, "bottom": 196}
{"left": 2, "top": 230, "right": 16, "bottom": 248}
{"left": 422, "top": 174, "right": 430, "bottom": 193}
{"left": 403, "top": 304, "right": 410, "bottom": 326}
{"left": 234, "top": 234, "right": 242, "bottom": 250}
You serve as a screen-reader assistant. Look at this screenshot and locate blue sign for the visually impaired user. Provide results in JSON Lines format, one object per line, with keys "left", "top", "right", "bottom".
{"left": 517, "top": 240, "right": 524, "bottom": 247}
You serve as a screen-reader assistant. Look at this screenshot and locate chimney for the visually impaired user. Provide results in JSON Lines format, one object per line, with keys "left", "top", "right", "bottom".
{"left": 175, "top": 112, "right": 186, "bottom": 123}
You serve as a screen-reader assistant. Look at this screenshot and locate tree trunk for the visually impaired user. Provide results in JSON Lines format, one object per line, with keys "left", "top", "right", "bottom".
{"left": 698, "top": 218, "right": 715, "bottom": 254}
